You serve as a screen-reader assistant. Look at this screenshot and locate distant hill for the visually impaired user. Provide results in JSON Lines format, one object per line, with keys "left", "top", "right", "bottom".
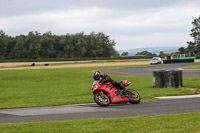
{"left": 118, "top": 47, "right": 179, "bottom": 55}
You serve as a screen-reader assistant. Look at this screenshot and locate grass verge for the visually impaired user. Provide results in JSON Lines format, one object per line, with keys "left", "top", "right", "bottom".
{"left": 183, "top": 65, "right": 200, "bottom": 69}
{"left": 0, "top": 113, "right": 200, "bottom": 133}
{"left": 0, "top": 65, "right": 200, "bottom": 109}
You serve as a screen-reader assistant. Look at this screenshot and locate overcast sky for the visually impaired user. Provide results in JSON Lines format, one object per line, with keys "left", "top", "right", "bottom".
{"left": 0, "top": 0, "right": 200, "bottom": 50}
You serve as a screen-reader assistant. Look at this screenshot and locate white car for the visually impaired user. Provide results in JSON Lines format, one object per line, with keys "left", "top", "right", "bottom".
{"left": 150, "top": 57, "right": 162, "bottom": 65}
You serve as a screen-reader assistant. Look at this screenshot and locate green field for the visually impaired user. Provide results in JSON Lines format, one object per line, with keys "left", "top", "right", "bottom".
{"left": 0, "top": 65, "right": 200, "bottom": 109}
{"left": 0, "top": 113, "right": 200, "bottom": 133}
{"left": 0, "top": 64, "right": 200, "bottom": 133}
{"left": 183, "top": 65, "right": 200, "bottom": 69}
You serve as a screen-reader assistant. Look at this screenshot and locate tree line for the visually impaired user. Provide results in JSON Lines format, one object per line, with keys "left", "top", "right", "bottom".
{"left": 0, "top": 31, "right": 116, "bottom": 59}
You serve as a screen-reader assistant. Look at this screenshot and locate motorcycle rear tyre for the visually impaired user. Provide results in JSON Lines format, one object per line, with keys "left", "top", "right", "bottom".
{"left": 94, "top": 92, "right": 110, "bottom": 107}
{"left": 127, "top": 89, "right": 141, "bottom": 104}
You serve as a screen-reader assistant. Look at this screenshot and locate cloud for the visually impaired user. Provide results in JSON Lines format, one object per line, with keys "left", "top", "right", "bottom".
{"left": 106, "top": 5, "right": 199, "bottom": 31}
{"left": 113, "top": 32, "right": 191, "bottom": 50}
{"left": 0, "top": 7, "right": 113, "bottom": 34}
{"left": 0, "top": 0, "right": 200, "bottom": 50}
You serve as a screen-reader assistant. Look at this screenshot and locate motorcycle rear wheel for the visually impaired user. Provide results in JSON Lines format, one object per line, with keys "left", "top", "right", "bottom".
{"left": 94, "top": 91, "right": 110, "bottom": 107}
{"left": 127, "top": 89, "right": 141, "bottom": 104}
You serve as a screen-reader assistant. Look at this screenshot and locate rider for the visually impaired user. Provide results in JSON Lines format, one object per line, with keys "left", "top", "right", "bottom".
{"left": 93, "top": 70, "right": 127, "bottom": 94}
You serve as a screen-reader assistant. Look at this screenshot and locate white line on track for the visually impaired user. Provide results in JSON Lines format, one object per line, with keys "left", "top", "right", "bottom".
{"left": 155, "top": 94, "right": 200, "bottom": 99}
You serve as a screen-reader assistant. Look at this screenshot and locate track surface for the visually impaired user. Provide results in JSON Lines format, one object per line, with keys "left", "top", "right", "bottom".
{"left": 101, "top": 62, "right": 200, "bottom": 77}
{"left": 0, "top": 98, "right": 200, "bottom": 123}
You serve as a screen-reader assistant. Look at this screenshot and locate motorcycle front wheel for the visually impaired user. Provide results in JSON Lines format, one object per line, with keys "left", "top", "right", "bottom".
{"left": 127, "top": 89, "right": 141, "bottom": 104}
{"left": 94, "top": 91, "right": 110, "bottom": 107}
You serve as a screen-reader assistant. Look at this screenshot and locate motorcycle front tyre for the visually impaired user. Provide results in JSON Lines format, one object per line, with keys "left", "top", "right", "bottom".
{"left": 127, "top": 89, "right": 141, "bottom": 104}
{"left": 94, "top": 91, "right": 111, "bottom": 107}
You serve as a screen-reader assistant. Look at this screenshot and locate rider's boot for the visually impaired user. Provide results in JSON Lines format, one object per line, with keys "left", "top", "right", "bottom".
{"left": 115, "top": 90, "right": 122, "bottom": 95}
{"left": 122, "top": 87, "right": 128, "bottom": 95}
{"left": 120, "top": 83, "right": 128, "bottom": 95}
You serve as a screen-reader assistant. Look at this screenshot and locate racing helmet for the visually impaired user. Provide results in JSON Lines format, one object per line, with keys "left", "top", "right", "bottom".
{"left": 93, "top": 71, "right": 101, "bottom": 80}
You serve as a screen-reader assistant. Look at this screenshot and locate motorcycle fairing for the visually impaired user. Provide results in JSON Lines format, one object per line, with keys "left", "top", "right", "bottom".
{"left": 92, "top": 82, "right": 129, "bottom": 104}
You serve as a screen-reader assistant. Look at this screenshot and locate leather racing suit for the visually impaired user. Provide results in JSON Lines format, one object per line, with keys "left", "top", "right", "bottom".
{"left": 99, "top": 73, "right": 127, "bottom": 92}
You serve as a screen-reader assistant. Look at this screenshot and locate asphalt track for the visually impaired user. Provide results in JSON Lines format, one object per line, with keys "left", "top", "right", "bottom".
{"left": 0, "top": 98, "right": 200, "bottom": 123}
{"left": 101, "top": 62, "right": 200, "bottom": 77}
{"left": 0, "top": 62, "right": 200, "bottom": 123}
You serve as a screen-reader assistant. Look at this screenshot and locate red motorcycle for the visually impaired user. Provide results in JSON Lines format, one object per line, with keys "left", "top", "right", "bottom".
{"left": 92, "top": 80, "right": 141, "bottom": 106}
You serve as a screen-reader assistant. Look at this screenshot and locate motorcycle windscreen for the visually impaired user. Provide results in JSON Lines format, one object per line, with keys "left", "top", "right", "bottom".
{"left": 92, "top": 80, "right": 98, "bottom": 88}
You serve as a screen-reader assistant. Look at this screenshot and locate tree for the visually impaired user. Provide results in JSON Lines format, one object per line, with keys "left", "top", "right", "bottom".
{"left": 159, "top": 51, "right": 165, "bottom": 57}
{"left": 178, "top": 47, "right": 186, "bottom": 54}
{"left": 113, "top": 51, "right": 120, "bottom": 57}
{"left": 136, "top": 50, "right": 156, "bottom": 57}
{"left": 0, "top": 30, "right": 15, "bottom": 59}
{"left": 187, "top": 16, "right": 200, "bottom": 56}
{"left": 178, "top": 16, "right": 200, "bottom": 56}
{"left": 121, "top": 52, "right": 129, "bottom": 56}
